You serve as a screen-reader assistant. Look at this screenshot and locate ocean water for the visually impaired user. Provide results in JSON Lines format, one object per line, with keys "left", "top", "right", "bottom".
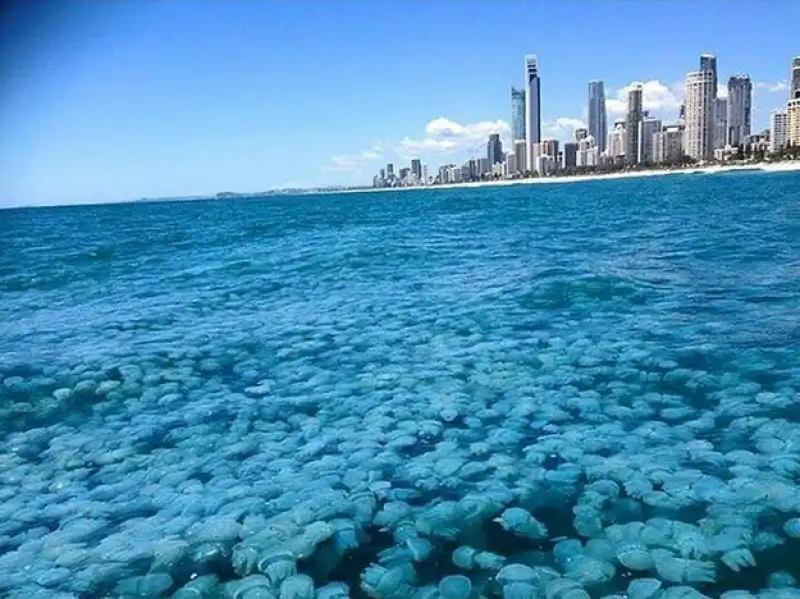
{"left": 1, "top": 171, "right": 800, "bottom": 598}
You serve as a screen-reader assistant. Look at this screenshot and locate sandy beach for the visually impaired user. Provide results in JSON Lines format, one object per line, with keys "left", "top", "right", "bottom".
{"left": 358, "top": 160, "right": 800, "bottom": 195}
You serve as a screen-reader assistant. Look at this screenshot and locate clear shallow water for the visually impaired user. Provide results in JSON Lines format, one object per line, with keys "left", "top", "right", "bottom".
{"left": 1, "top": 171, "right": 800, "bottom": 598}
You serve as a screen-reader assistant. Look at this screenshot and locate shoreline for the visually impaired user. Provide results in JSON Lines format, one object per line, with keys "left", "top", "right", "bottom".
{"left": 352, "top": 160, "right": 800, "bottom": 195}
{"left": 4, "top": 161, "right": 800, "bottom": 210}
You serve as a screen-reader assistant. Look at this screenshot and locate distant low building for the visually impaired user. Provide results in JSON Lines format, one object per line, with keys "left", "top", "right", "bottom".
{"left": 639, "top": 116, "right": 662, "bottom": 164}
{"left": 487, "top": 133, "right": 504, "bottom": 165}
{"left": 770, "top": 110, "right": 788, "bottom": 151}
{"left": 608, "top": 120, "right": 626, "bottom": 159}
{"left": 576, "top": 136, "right": 598, "bottom": 167}
{"left": 653, "top": 124, "right": 685, "bottom": 164}
{"left": 514, "top": 140, "right": 527, "bottom": 173}
{"left": 562, "top": 141, "right": 578, "bottom": 168}
{"left": 505, "top": 152, "right": 518, "bottom": 175}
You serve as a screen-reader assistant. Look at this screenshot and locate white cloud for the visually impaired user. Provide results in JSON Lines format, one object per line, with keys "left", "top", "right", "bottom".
{"left": 398, "top": 136, "right": 459, "bottom": 152}
{"left": 717, "top": 86, "right": 729, "bottom": 100}
{"left": 325, "top": 117, "right": 511, "bottom": 171}
{"left": 398, "top": 117, "right": 510, "bottom": 156}
{"left": 755, "top": 80, "right": 789, "bottom": 93}
{"left": 544, "top": 117, "right": 586, "bottom": 137}
{"left": 323, "top": 144, "right": 385, "bottom": 172}
{"left": 607, "top": 80, "right": 683, "bottom": 117}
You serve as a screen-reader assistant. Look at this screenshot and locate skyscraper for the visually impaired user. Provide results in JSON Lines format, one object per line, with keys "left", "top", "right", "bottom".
{"left": 524, "top": 55, "right": 542, "bottom": 171}
{"left": 588, "top": 81, "right": 608, "bottom": 153}
{"left": 791, "top": 57, "right": 800, "bottom": 100}
{"left": 410, "top": 159, "right": 422, "bottom": 179}
{"left": 487, "top": 134, "right": 504, "bottom": 165}
{"left": 511, "top": 87, "right": 526, "bottom": 142}
{"left": 726, "top": 75, "right": 752, "bottom": 147}
{"left": 713, "top": 98, "right": 728, "bottom": 150}
{"left": 700, "top": 54, "right": 718, "bottom": 101}
{"left": 684, "top": 70, "right": 715, "bottom": 161}
{"left": 625, "top": 84, "right": 643, "bottom": 165}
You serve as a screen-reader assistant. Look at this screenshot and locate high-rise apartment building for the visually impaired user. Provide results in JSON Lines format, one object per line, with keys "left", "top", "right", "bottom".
{"left": 576, "top": 136, "right": 598, "bottom": 168}
{"left": 588, "top": 81, "right": 608, "bottom": 154}
{"left": 540, "top": 138, "right": 559, "bottom": 159}
{"left": 524, "top": 55, "right": 542, "bottom": 171}
{"left": 726, "top": 75, "right": 752, "bottom": 147}
{"left": 511, "top": 87, "right": 526, "bottom": 142}
{"left": 608, "top": 120, "right": 626, "bottom": 158}
{"left": 410, "top": 159, "right": 422, "bottom": 179}
{"left": 639, "top": 116, "right": 662, "bottom": 164}
{"left": 505, "top": 152, "right": 518, "bottom": 175}
{"left": 575, "top": 128, "right": 588, "bottom": 141}
{"left": 788, "top": 99, "right": 800, "bottom": 147}
{"left": 653, "top": 124, "right": 685, "bottom": 164}
{"left": 700, "top": 54, "right": 718, "bottom": 101}
{"left": 487, "top": 134, "right": 504, "bottom": 165}
{"left": 562, "top": 142, "right": 578, "bottom": 168}
{"left": 713, "top": 98, "right": 728, "bottom": 150}
{"left": 684, "top": 70, "right": 715, "bottom": 161}
{"left": 514, "top": 140, "right": 527, "bottom": 174}
{"left": 791, "top": 57, "right": 800, "bottom": 100}
{"left": 769, "top": 110, "right": 788, "bottom": 151}
{"left": 625, "top": 84, "right": 644, "bottom": 165}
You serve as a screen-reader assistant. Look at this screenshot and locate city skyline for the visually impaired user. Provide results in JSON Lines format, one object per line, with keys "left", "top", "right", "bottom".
{"left": 1, "top": 0, "right": 799, "bottom": 206}
{"left": 373, "top": 51, "right": 799, "bottom": 188}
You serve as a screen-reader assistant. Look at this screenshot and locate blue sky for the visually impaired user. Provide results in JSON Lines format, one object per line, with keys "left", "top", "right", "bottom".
{"left": 1, "top": 0, "right": 798, "bottom": 207}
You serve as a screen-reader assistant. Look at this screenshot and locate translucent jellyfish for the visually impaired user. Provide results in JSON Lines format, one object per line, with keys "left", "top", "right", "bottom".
{"left": 615, "top": 543, "right": 653, "bottom": 571}
{"left": 438, "top": 575, "right": 473, "bottom": 599}
{"left": 281, "top": 575, "right": 316, "bottom": 599}
{"left": 360, "top": 563, "right": 416, "bottom": 599}
{"left": 494, "top": 507, "right": 548, "bottom": 540}
{"left": 496, "top": 564, "right": 539, "bottom": 585}
{"left": 582, "top": 539, "right": 615, "bottom": 561}
{"left": 452, "top": 546, "right": 506, "bottom": 571}
{"left": 226, "top": 575, "right": 276, "bottom": 599}
{"left": 650, "top": 549, "right": 716, "bottom": 584}
{"left": 233, "top": 543, "right": 262, "bottom": 577}
{"left": 378, "top": 538, "right": 432, "bottom": 565}
{"left": 673, "top": 529, "right": 710, "bottom": 560}
{"left": 257, "top": 548, "right": 297, "bottom": 586}
{"left": 721, "top": 548, "right": 756, "bottom": 572}
{"left": 627, "top": 579, "right": 662, "bottom": 599}
{"left": 172, "top": 574, "right": 220, "bottom": 599}
{"left": 151, "top": 539, "right": 190, "bottom": 572}
{"left": 503, "top": 582, "right": 540, "bottom": 599}
{"left": 544, "top": 577, "right": 590, "bottom": 599}
{"left": 316, "top": 582, "right": 350, "bottom": 599}
{"left": 114, "top": 573, "right": 174, "bottom": 597}
{"left": 783, "top": 517, "right": 800, "bottom": 539}
{"left": 767, "top": 571, "right": 798, "bottom": 589}
{"left": 563, "top": 557, "right": 616, "bottom": 587}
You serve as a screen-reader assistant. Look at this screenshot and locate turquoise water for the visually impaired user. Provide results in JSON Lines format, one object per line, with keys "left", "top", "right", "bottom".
{"left": 1, "top": 171, "right": 800, "bottom": 598}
